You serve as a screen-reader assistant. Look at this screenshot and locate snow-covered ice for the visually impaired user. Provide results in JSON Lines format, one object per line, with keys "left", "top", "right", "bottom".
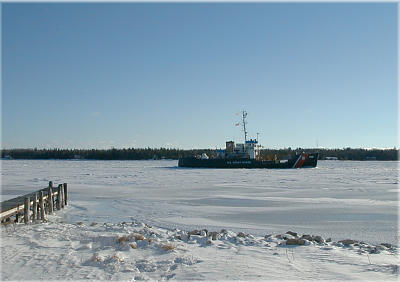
{"left": 1, "top": 159, "right": 399, "bottom": 280}
{"left": 1, "top": 160, "right": 398, "bottom": 244}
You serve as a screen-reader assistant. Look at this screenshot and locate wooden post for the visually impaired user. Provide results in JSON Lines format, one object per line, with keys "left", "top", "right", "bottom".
{"left": 60, "top": 184, "right": 64, "bottom": 209}
{"left": 39, "top": 191, "right": 45, "bottom": 221}
{"left": 16, "top": 206, "right": 19, "bottom": 223}
{"left": 58, "top": 184, "right": 62, "bottom": 209}
{"left": 37, "top": 194, "right": 41, "bottom": 220}
{"left": 47, "top": 181, "right": 55, "bottom": 214}
{"left": 36, "top": 196, "right": 41, "bottom": 220}
{"left": 24, "top": 197, "right": 30, "bottom": 224}
{"left": 48, "top": 185, "right": 53, "bottom": 214}
{"left": 32, "top": 193, "right": 38, "bottom": 222}
{"left": 56, "top": 185, "right": 62, "bottom": 210}
{"left": 63, "top": 183, "right": 68, "bottom": 206}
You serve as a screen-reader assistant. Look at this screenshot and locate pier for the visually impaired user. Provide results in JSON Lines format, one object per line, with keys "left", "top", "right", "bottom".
{"left": 0, "top": 181, "right": 68, "bottom": 224}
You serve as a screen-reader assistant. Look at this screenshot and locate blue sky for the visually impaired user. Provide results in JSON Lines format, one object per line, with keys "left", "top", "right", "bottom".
{"left": 2, "top": 3, "right": 397, "bottom": 149}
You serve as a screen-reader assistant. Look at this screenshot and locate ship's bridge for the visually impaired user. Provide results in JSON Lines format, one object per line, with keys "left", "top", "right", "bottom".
{"left": 244, "top": 139, "right": 258, "bottom": 159}
{"left": 245, "top": 139, "right": 258, "bottom": 145}
{"left": 223, "top": 139, "right": 260, "bottom": 160}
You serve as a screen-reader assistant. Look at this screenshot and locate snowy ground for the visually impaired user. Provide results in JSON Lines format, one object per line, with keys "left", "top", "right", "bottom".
{"left": 1, "top": 213, "right": 399, "bottom": 280}
{"left": 1, "top": 159, "right": 399, "bottom": 280}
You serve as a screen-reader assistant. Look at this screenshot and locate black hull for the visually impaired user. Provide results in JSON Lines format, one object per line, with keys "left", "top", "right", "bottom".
{"left": 178, "top": 153, "right": 318, "bottom": 169}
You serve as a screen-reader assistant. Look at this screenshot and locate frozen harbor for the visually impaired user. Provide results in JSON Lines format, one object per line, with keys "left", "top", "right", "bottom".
{"left": 1, "top": 159, "right": 398, "bottom": 245}
{"left": 1, "top": 159, "right": 399, "bottom": 280}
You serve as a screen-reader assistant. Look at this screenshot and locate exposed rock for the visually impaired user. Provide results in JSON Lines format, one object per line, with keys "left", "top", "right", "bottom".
{"left": 368, "top": 247, "right": 379, "bottom": 254}
{"left": 381, "top": 243, "right": 393, "bottom": 249}
{"left": 276, "top": 234, "right": 289, "bottom": 240}
{"left": 312, "top": 235, "right": 324, "bottom": 243}
{"left": 326, "top": 238, "right": 332, "bottom": 242}
{"left": 237, "top": 232, "right": 247, "bottom": 238}
{"left": 264, "top": 234, "right": 272, "bottom": 239}
{"left": 301, "top": 234, "right": 313, "bottom": 241}
{"left": 376, "top": 245, "right": 385, "bottom": 250}
{"left": 338, "top": 239, "right": 358, "bottom": 246}
{"left": 286, "top": 231, "right": 297, "bottom": 237}
{"left": 286, "top": 238, "right": 305, "bottom": 245}
{"left": 220, "top": 229, "right": 227, "bottom": 234}
{"left": 188, "top": 230, "right": 201, "bottom": 236}
{"left": 208, "top": 231, "right": 219, "bottom": 240}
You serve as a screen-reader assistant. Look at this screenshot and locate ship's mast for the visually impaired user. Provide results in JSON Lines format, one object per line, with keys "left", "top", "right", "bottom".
{"left": 242, "top": 110, "right": 248, "bottom": 143}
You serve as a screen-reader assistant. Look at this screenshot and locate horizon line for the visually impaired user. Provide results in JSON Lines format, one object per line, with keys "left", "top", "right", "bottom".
{"left": 1, "top": 146, "right": 398, "bottom": 151}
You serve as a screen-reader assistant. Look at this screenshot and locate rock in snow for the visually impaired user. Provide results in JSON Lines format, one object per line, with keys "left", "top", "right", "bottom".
{"left": 312, "top": 235, "right": 324, "bottom": 244}
{"left": 286, "top": 231, "right": 298, "bottom": 237}
{"left": 237, "top": 232, "right": 247, "bottom": 238}
{"left": 286, "top": 238, "right": 306, "bottom": 245}
{"left": 208, "top": 231, "right": 219, "bottom": 240}
{"left": 301, "top": 234, "right": 313, "bottom": 241}
{"left": 339, "top": 239, "right": 359, "bottom": 246}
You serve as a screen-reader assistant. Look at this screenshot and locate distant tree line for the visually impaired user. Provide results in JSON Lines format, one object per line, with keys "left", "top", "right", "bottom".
{"left": 1, "top": 147, "right": 398, "bottom": 161}
{"left": 0, "top": 148, "right": 214, "bottom": 160}
{"left": 259, "top": 147, "right": 398, "bottom": 161}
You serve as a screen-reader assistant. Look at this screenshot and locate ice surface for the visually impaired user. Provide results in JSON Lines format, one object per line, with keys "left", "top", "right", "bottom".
{"left": 1, "top": 159, "right": 397, "bottom": 245}
{"left": 1, "top": 160, "right": 399, "bottom": 280}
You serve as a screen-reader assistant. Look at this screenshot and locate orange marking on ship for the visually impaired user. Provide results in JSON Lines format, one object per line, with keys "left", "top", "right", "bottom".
{"left": 294, "top": 153, "right": 309, "bottom": 168}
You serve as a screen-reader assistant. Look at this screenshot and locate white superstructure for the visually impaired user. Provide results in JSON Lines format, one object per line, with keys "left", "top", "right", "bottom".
{"left": 217, "top": 111, "right": 262, "bottom": 160}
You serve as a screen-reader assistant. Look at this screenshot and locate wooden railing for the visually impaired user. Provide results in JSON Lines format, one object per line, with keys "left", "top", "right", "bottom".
{"left": 1, "top": 181, "right": 68, "bottom": 224}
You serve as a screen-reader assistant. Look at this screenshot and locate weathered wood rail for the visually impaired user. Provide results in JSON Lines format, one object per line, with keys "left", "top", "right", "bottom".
{"left": 1, "top": 181, "right": 68, "bottom": 224}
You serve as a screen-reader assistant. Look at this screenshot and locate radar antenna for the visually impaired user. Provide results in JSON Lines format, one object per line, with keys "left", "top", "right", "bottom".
{"left": 242, "top": 110, "right": 248, "bottom": 142}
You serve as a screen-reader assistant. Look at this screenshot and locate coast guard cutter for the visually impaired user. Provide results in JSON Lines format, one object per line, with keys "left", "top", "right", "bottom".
{"left": 178, "top": 111, "right": 318, "bottom": 169}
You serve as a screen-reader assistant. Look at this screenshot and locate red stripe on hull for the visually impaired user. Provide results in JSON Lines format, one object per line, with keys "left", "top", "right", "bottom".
{"left": 294, "top": 153, "right": 309, "bottom": 168}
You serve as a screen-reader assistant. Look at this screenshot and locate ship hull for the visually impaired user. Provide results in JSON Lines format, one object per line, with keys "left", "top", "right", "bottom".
{"left": 178, "top": 153, "right": 318, "bottom": 169}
